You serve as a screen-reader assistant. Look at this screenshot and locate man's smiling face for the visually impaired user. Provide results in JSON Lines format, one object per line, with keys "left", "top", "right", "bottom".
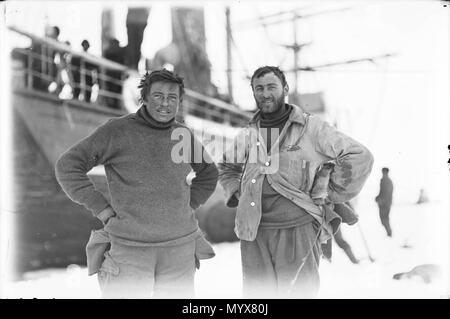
{"left": 145, "top": 81, "right": 181, "bottom": 122}
{"left": 252, "top": 72, "right": 288, "bottom": 114}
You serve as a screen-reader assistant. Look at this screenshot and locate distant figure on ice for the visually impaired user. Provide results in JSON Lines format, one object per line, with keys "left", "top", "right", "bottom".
{"left": 416, "top": 188, "right": 429, "bottom": 204}
{"left": 55, "top": 69, "right": 218, "bottom": 298}
{"left": 375, "top": 167, "right": 394, "bottom": 237}
{"left": 218, "top": 65, "right": 374, "bottom": 298}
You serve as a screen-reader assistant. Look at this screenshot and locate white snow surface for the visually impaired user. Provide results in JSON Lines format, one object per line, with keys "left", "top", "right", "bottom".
{"left": 2, "top": 200, "right": 449, "bottom": 299}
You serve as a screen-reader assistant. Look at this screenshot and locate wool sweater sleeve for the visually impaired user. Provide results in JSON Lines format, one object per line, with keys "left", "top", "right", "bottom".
{"left": 189, "top": 136, "right": 219, "bottom": 209}
{"left": 55, "top": 120, "right": 116, "bottom": 216}
{"left": 314, "top": 120, "right": 374, "bottom": 203}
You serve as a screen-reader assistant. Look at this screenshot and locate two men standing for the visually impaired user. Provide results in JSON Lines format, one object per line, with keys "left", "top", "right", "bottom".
{"left": 56, "top": 66, "right": 374, "bottom": 299}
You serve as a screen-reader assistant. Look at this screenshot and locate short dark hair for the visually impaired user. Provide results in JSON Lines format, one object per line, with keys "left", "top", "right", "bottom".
{"left": 382, "top": 167, "right": 389, "bottom": 174}
{"left": 53, "top": 26, "right": 60, "bottom": 37}
{"left": 138, "top": 69, "right": 185, "bottom": 104}
{"left": 250, "top": 66, "right": 287, "bottom": 89}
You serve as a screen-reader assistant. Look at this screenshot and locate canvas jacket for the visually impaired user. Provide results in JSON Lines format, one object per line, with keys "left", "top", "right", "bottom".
{"left": 218, "top": 104, "right": 374, "bottom": 243}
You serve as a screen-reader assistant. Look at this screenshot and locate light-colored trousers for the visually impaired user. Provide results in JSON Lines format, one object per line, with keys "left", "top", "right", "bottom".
{"left": 97, "top": 240, "right": 196, "bottom": 299}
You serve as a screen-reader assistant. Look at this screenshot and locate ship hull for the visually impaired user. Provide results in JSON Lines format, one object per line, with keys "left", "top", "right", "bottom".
{"left": 12, "top": 89, "right": 122, "bottom": 277}
{"left": 11, "top": 88, "right": 239, "bottom": 278}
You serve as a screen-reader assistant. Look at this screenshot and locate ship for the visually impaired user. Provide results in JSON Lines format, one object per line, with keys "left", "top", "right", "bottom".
{"left": 7, "top": 4, "right": 392, "bottom": 277}
{"left": 8, "top": 19, "right": 251, "bottom": 277}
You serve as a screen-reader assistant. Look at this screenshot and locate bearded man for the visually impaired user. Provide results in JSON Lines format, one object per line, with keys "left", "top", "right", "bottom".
{"left": 218, "top": 66, "right": 374, "bottom": 298}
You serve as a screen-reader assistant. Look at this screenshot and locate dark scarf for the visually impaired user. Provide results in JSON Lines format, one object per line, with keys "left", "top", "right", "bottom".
{"left": 137, "top": 105, "right": 175, "bottom": 130}
{"left": 259, "top": 103, "right": 292, "bottom": 153}
{"left": 259, "top": 103, "right": 292, "bottom": 129}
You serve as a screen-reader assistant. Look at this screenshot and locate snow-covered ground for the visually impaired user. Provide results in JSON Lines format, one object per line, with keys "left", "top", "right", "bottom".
{"left": 2, "top": 200, "right": 449, "bottom": 299}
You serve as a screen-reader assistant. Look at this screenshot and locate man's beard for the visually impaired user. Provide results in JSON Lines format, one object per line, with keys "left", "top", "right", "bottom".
{"left": 257, "top": 94, "right": 285, "bottom": 114}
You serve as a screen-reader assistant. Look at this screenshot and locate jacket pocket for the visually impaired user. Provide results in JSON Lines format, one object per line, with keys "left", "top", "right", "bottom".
{"left": 99, "top": 251, "right": 120, "bottom": 276}
{"left": 97, "top": 251, "right": 120, "bottom": 291}
{"left": 280, "top": 150, "right": 308, "bottom": 189}
{"left": 300, "top": 160, "right": 311, "bottom": 192}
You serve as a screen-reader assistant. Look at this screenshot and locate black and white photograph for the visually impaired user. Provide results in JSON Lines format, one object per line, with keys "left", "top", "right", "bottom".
{"left": 0, "top": 0, "right": 449, "bottom": 301}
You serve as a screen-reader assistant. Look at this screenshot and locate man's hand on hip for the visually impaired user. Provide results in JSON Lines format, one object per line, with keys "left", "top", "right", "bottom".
{"left": 97, "top": 206, "right": 116, "bottom": 226}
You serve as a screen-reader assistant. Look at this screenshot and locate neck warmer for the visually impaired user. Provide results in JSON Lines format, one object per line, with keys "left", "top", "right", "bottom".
{"left": 259, "top": 104, "right": 292, "bottom": 128}
{"left": 137, "top": 105, "right": 175, "bottom": 130}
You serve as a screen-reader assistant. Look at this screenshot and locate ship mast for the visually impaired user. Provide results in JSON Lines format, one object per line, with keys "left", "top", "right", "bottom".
{"left": 240, "top": 6, "right": 395, "bottom": 101}
{"left": 251, "top": 7, "right": 351, "bottom": 95}
{"left": 101, "top": 8, "right": 115, "bottom": 57}
{"left": 225, "top": 7, "right": 233, "bottom": 102}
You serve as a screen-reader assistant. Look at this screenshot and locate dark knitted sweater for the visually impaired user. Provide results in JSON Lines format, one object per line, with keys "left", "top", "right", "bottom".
{"left": 55, "top": 106, "right": 218, "bottom": 244}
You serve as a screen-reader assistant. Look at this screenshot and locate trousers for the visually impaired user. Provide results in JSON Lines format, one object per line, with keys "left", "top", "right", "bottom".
{"left": 98, "top": 240, "right": 196, "bottom": 299}
{"left": 378, "top": 205, "right": 392, "bottom": 237}
{"left": 240, "top": 223, "right": 321, "bottom": 298}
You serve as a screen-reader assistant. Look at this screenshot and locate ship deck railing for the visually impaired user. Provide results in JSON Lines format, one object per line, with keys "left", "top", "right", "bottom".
{"left": 8, "top": 25, "right": 252, "bottom": 127}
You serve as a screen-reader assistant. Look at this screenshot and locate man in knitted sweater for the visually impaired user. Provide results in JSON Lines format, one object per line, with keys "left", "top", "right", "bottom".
{"left": 55, "top": 69, "right": 218, "bottom": 298}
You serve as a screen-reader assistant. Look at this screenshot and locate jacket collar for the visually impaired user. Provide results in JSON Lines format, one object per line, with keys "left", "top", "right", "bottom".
{"left": 248, "top": 103, "right": 306, "bottom": 126}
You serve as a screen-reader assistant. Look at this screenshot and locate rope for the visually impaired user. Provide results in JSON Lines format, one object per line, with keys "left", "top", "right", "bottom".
{"left": 287, "top": 204, "right": 326, "bottom": 296}
{"left": 254, "top": 6, "right": 286, "bottom": 65}
{"left": 229, "top": 31, "right": 251, "bottom": 80}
